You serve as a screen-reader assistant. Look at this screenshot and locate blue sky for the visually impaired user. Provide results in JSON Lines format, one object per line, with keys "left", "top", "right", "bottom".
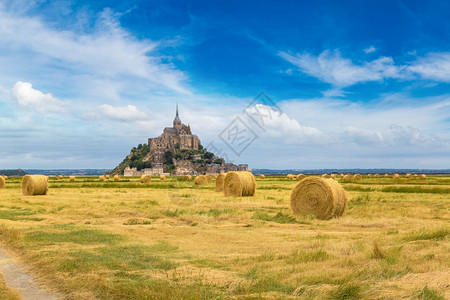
{"left": 0, "top": 0, "right": 449, "bottom": 169}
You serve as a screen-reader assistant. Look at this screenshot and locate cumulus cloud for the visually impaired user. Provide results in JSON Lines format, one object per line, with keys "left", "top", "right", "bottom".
{"left": 363, "top": 46, "right": 377, "bottom": 54}
{"left": 98, "top": 104, "right": 147, "bottom": 122}
{"left": 279, "top": 50, "right": 405, "bottom": 87}
{"left": 408, "top": 52, "right": 450, "bottom": 82}
{"left": 11, "top": 81, "right": 68, "bottom": 113}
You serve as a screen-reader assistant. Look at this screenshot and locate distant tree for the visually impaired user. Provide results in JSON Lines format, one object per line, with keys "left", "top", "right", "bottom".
{"left": 164, "top": 151, "right": 174, "bottom": 165}
{"left": 203, "top": 151, "right": 214, "bottom": 160}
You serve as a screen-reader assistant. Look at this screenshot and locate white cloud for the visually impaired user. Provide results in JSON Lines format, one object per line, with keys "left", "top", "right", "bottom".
{"left": 363, "top": 46, "right": 377, "bottom": 54}
{"left": 279, "top": 50, "right": 405, "bottom": 87}
{"left": 408, "top": 52, "right": 450, "bottom": 82}
{"left": 343, "top": 126, "right": 384, "bottom": 144}
{"left": 11, "top": 81, "right": 69, "bottom": 113}
{"left": 98, "top": 104, "right": 147, "bottom": 122}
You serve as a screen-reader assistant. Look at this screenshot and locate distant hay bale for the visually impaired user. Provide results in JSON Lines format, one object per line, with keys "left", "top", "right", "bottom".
{"left": 57, "top": 175, "right": 63, "bottom": 180}
{"left": 286, "top": 174, "right": 295, "bottom": 180}
{"left": 0, "top": 176, "right": 5, "bottom": 189}
{"left": 296, "top": 174, "right": 306, "bottom": 181}
{"left": 384, "top": 173, "right": 389, "bottom": 177}
{"left": 340, "top": 174, "right": 344, "bottom": 177}
{"left": 22, "top": 175, "right": 48, "bottom": 196}
{"left": 206, "top": 175, "right": 213, "bottom": 183}
{"left": 414, "top": 174, "right": 418, "bottom": 178}
{"left": 259, "top": 174, "right": 265, "bottom": 179}
{"left": 353, "top": 174, "right": 362, "bottom": 180}
{"left": 374, "top": 174, "right": 380, "bottom": 178}
{"left": 105, "top": 175, "right": 110, "bottom": 179}
{"left": 405, "top": 173, "right": 412, "bottom": 178}
{"left": 215, "top": 173, "right": 226, "bottom": 192}
{"left": 140, "top": 175, "right": 151, "bottom": 183}
{"left": 99, "top": 175, "right": 105, "bottom": 181}
{"left": 69, "top": 176, "right": 75, "bottom": 182}
{"left": 420, "top": 174, "right": 427, "bottom": 179}
{"left": 393, "top": 173, "right": 400, "bottom": 179}
{"left": 331, "top": 174, "right": 337, "bottom": 179}
{"left": 114, "top": 175, "right": 121, "bottom": 181}
{"left": 183, "top": 175, "right": 192, "bottom": 181}
{"left": 342, "top": 174, "right": 353, "bottom": 181}
{"left": 194, "top": 175, "right": 209, "bottom": 185}
{"left": 367, "top": 174, "right": 372, "bottom": 178}
{"left": 322, "top": 174, "right": 330, "bottom": 179}
{"left": 290, "top": 177, "right": 347, "bottom": 220}
{"left": 160, "top": 175, "right": 166, "bottom": 181}
{"left": 224, "top": 171, "right": 256, "bottom": 197}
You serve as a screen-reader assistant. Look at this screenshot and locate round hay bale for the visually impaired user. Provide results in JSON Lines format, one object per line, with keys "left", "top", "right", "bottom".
{"left": 206, "top": 175, "right": 213, "bottom": 183}
{"left": 367, "top": 174, "right": 372, "bottom": 178}
{"left": 22, "top": 175, "right": 48, "bottom": 196}
{"left": 105, "top": 175, "right": 110, "bottom": 179}
{"left": 384, "top": 173, "right": 389, "bottom": 177}
{"left": 259, "top": 174, "right": 265, "bottom": 179}
{"left": 99, "top": 175, "right": 105, "bottom": 181}
{"left": 322, "top": 174, "right": 330, "bottom": 179}
{"left": 342, "top": 174, "right": 353, "bottom": 181}
{"left": 286, "top": 174, "right": 295, "bottom": 180}
{"left": 290, "top": 177, "right": 347, "bottom": 220}
{"left": 3, "top": 176, "right": 7, "bottom": 180}
{"left": 224, "top": 171, "right": 256, "bottom": 197}
{"left": 114, "top": 175, "right": 121, "bottom": 181}
{"left": 140, "top": 175, "right": 152, "bottom": 183}
{"left": 57, "top": 175, "right": 63, "bottom": 180}
{"left": 331, "top": 174, "right": 337, "bottom": 179}
{"left": 353, "top": 174, "right": 362, "bottom": 180}
{"left": 183, "top": 175, "right": 192, "bottom": 181}
{"left": 374, "top": 174, "right": 380, "bottom": 178}
{"left": 414, "top": 174, "right": 418, "bottom": 178}
{"left": 160, "top": 175, "right": 166, "bottom": 181}
{"left": 215, "top": 173, "right": 226, "bottom": 192}
{"left": 420, "top": 174, "right": 427, "bottom": 179}
{"left": 405, "top": 173, "right": 412, "bottom": 178}
{"left": 194, "top": 175, "right": 208, "bottom": 185}
{"left": 393, "top": 173, "right": 400, "bottom": 179}
{"left": 296, "top": 174, "right": 306, "bottom": 181}
{"left": 0, "top": 176, "right": 5, "bottom": 188}
{"left": 69, "top": 176, "right": 75, "bottom": 182}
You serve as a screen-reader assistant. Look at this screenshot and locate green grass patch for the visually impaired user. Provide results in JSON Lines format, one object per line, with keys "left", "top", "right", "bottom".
{"left": 403, "top": 228, "right": 449, "bottom": 241}
{"left": 416, "top": 286, "right": 445, "bottom": 300}
{"left": 328, "top": 283, "right": 362, "bottom": 300}
{"left": 382, "top": 186, "right": 450, "bottom": 194}
{"left": 252, "top": 211, "right": 298, "bottom": 224}
{"left": 0, "top": 208, "right": 44, "bottom": 221}
{"left": 285, "top": 249, "right": 330, "bottom": 263}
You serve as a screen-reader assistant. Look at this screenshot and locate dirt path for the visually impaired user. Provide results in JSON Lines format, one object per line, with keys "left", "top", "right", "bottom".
{"left": 0, "top": 245, "right": 63, "bottom": 300}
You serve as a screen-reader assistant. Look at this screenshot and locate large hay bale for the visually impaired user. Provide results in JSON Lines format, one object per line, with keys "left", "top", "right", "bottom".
{"left": 259, "top": 174, "right": 265, "bottom": 179}
{"left": 322, "top": 174, "right": 330, "bottom": 179}
{"left": 342, "top": 174, "right": 353, "bottom": 181}
{"left": 183, "top": 175, "right": 192, "bottom": 181}
{"left": 22, "top": 175, "right": 48, "bottom": 196}
{"left": 215, "top": 173, "right": 226, "bottom": 192}
{"left": 0, "top": 176, "right": 5, "bottom": 189}
{"left": 99, "top": 175, "right": 105, "bottom": 181}
{"left": 57, "top": 175, "right": 63, "bottom": 180}
{"left": 353, "top": 174, "right": 362, "bottom": 180}
{"left": 194, "top": 175, "right": 208, "bottom": 185}
{"left": 140, "top": 175, "right": 151, "bottom": 183}
{"left": 420, "top": 174, "right": 427, "bottom": 179}
{"left": 160, "top": 175, "right": 166, "bottom": 181}
{"left": 405, "top": 173, "right": 412, "bottom": 178}
{"left": 290, "top": 177, "right": 347, "bottom": 220}
{"left": 114, "top": 175, "right": 121, "bottom": 181}
{"left": 393, "top": 173, "right": 400, "bottom": 179}
{"left": 69, "top": 176, "right": 75, "bottom": 182}
{"left": 296, "top": 174, "right": 306, "bottom": 181}
{"left": 286, "top": 174, "right": 295, "bottom": 180}
{"left": 224, "top": 171, "right": 256, "bottom": 197}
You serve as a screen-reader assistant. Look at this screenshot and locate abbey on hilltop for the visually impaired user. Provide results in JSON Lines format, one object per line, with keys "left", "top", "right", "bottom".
{"left": 114, "top": 105, "right": 248, "bottom": 176}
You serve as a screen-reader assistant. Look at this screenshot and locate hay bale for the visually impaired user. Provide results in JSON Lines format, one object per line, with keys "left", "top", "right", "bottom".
{"left": 140, "top": 175, "right": 152, "bottom": 183}
{"left": 290, "top": 177, "right": 347, "bottom": 220}
{"left": 99, "top": 175, "right": 105, "bottom": 181}
{"left": 405, "top": 173, "right": 412, "bottom": 178}
{"left": 194, "top": 175, "right": 208, "bottom": 185}
{"left": 114, "top": 175, "right": 121, "bottom": 181}
{"left": 3, "top": 176, "right": 7, "bottom": 180}
{"left": 215, "top": 173, "right": 226, "bottom": 192}
{"left": 105, "top": 175, "right": 110, "bottom": 179}
{"left": 384, "top": 173, "right": 389, "bottom": 177}
{"left": 286, "top": 174, "right": 295, "bottom": 180}
{"left": 206, "top": 175, "right": 213, "bottom": 183}
{"left": 69, "top": 176, "right": 75, "bottom": 182}
{"left": 183, "top": 175, "right": 192, "bottom": 181}
{"left": 374, "top": 174, "right": 380, "bottom": 178}
{"left": 259, "top": 174, "right": 265, "bottom": 179}
{"left": 331, "top": 174, "right": 337, "bottom": 179}
{"left": 342, "top": 174, "right": 353, "bottom": 181}
{"left": 57, "top": 175, "right": 63, "bottom": 180}
{"left": 420, "top": 174, "right": 427, "bottom": 179}
{"left": 393, "top": 173, "right": 400, "bottom": 179}
{"left": 0, "top": 176, "right": 5, "bottom": 189}
{"left": 322, "top": 174, "right": 330, "bottom": 179}
{"left": 22, "top": 175, "right": 48, "bottom": 196}
{"left": 224, "top": 171, "right": 256, "bottom": 197}
{"left": 353, "top": 174, "right": 362, "bottom": 180}
{"left": 160, "top": 175, "right": 166, "bottom": 181}
{"left": 296, "top": 174, "right": 306, "bottom": 181}
{"left": 367, "top": 174, "right": 372, "bottom": 178}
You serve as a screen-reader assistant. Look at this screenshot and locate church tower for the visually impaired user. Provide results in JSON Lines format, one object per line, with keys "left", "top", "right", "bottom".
{"left": 173, "top": 103, "right": 182, "bottom": 131}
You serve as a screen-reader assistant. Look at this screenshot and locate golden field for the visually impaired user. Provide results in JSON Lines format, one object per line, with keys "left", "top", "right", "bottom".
{"left": 0, "top": 175, "right": 449, "bottom": 299}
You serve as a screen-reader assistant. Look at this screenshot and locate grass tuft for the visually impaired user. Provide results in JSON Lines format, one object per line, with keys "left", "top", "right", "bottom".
{"left": 416, "top": 286, "right": 445, "bottom": 300}
{"left": 328, "top": 283, "right": 362, "bottom": 300}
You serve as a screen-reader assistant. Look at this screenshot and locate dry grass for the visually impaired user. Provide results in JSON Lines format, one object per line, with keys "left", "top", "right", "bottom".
{"left": 0, "top": 175, "right": 448, "bottom": 299}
